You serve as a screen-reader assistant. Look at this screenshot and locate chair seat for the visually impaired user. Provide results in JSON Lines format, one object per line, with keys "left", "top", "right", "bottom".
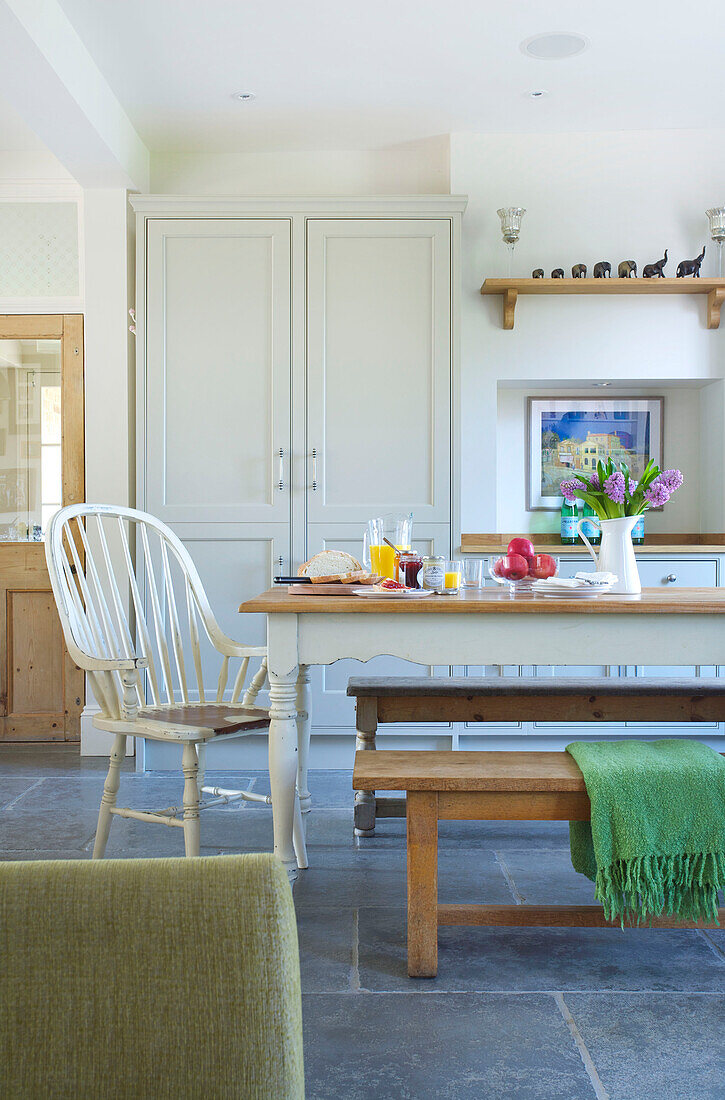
{"left": 137, "top": 703, "right": 271, "bottom": 735}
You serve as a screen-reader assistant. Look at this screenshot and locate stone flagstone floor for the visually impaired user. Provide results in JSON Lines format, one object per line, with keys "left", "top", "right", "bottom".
{"left": 1, "top": 745, "right": 724, "bottom": 1099}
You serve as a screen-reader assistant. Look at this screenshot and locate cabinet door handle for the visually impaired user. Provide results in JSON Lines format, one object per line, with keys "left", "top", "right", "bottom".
{"left": 311, "top": 448, "right": 318, "bottom": 492}
{"left": 278, "top": 448, "right": 284, "bottom": 492}
{"left": 278, "top": 555, "right": 284, "bottom": 574}
{"left": 665, "top": 573, "right": 677, "bottom": 583}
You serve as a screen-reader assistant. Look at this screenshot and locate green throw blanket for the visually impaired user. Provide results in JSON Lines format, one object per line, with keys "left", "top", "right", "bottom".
{"left": 567, "top": 739, "right": 725, "bottom": 925}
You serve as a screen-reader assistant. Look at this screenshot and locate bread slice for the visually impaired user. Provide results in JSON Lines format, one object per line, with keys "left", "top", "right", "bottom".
{"left": 308, "top": 569, "right": 373, "bottom": 585}
{"left": 298, "top": 550, "right": 362, "bottom": 578}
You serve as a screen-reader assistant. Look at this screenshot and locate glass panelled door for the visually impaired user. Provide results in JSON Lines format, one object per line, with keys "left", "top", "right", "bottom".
{"left": 0, "top": 340, "right": 62, "bottom": 540}
{"left": 0, "top": 316, "right": 85, "bottom": 741}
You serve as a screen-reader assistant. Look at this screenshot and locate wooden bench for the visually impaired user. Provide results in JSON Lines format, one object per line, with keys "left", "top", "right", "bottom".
{"left": 352, "top": 748, "right": 725, "bottom": 977}
{"left": 347, "top": 676, "right": 725, "bottom": 835}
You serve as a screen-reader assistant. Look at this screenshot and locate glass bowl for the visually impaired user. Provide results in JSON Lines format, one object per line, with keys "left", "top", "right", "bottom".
{"left": 488, "top": 555, "right": 560, "bottom": 595}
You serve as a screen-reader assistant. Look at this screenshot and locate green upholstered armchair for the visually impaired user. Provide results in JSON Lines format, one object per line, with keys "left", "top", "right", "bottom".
{"left": 0, "top": 854, "right": 304, "bottom": 1099}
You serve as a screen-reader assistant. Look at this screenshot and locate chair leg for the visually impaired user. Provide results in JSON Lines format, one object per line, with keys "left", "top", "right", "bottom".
{"left": 182, "top": 743, "right": 201, "bottom": 857}
{"left": 197, "top": 742, "right": 207, "bottom": 795}
{"left": 92, "top": 734, "right": 126, "bottom": 859}
{"left": 292, "top": 794, "right": 308, "bottom": 869}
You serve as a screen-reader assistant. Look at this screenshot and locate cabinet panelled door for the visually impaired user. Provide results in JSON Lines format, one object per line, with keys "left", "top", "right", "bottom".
{"left": 305, "top": 219, "right": 452, "bottom": 530}
{"left": 145, "top": 219, "right": 293, "bottom": 692}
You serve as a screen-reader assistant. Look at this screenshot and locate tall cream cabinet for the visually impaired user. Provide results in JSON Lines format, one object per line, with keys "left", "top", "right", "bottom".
{"left": 132, "top": 197, "right": 465, "bottom": 765}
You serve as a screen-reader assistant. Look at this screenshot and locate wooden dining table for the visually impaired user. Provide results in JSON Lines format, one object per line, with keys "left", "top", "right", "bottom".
{"left": 237, "top": 586, "right": 725, "bottom": 875}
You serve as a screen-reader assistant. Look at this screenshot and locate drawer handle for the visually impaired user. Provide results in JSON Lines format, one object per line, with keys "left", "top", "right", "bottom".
{"left": 665, "top": 573, "right": 677, "bottom": 583}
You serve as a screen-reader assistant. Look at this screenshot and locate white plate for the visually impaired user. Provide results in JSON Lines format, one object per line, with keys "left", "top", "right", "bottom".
{"left": 351, "top": 587, "right": 435, "bottom": 599}
{"left": 535, "top": 585, "right": 615, "bottom": 598}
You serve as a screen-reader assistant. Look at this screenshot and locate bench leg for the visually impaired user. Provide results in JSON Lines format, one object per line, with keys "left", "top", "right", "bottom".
{"left": 354, "top": 697, "right": 378, "bottom": 836}
{"left": 407, "top": 790, "right": 439, "bottom": 978}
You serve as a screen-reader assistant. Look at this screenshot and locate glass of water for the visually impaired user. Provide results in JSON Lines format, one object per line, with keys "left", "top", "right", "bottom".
{"left": 461, "top": 558, "right": 484, "bottom": 588}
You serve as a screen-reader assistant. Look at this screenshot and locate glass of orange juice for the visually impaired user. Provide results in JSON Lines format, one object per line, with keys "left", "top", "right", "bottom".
{"left": 370, "top": 543, "right": 397, "bottom": 579}
{"left": 442, "top": 560, "right": 461, "bottom": 595}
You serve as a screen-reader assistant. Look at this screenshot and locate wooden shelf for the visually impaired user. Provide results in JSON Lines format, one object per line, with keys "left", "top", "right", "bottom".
{"left": 461, "top": 533, "right": 725, "bottom": 555}
{"left": 480, "top": 277, "right": 725, "bottom": 330}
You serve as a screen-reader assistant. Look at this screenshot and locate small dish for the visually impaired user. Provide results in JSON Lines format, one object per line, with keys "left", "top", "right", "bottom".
{"left": 533, "top": 584, "right": 615, "bottom": 598}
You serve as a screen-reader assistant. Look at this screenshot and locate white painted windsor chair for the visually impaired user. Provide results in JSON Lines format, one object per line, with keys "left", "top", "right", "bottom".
{"left": 45, "top": 503, "right": 307, "bottom": 865}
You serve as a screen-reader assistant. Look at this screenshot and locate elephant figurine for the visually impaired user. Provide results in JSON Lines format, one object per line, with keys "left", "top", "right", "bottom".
{"left": 551, "top": 268, "right": 565, "bottom": 279}
{"left": 572, "top": 264, "right": 587, "bottom": 278}
{"left": 643, "top": 250, "right": 668, "bottom": 278}
{"left": 532, "top": 268, "right": 544, "bottom": 279}
{"left": 593, "top": 261, "right": 611, "bottom": 278}
{"left": 676, "top": 247, "right": 705, "bottom": 278}
{"left": 618, "top": 260, "right": 637, "bottom": 278}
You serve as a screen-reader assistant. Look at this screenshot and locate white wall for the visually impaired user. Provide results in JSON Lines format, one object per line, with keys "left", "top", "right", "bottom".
{"left": 80, "top": 187, "right": 135, "bottom": 754}
{"left": 151, "top": 137, "right": 450, "bottom": 195}
{"left": 450, "top": 129, "right": 725, "bottom": 538}
{"left": 82, "top": 188, "right": 134, "bottom": 509}
{"left": 0, "top": 150, "right": 75, "bottom": 182}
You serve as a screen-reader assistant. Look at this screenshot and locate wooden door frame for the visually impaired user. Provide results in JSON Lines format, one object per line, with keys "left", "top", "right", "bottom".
{"left": 0, "top": 315, "right": 85, "bottom": 740}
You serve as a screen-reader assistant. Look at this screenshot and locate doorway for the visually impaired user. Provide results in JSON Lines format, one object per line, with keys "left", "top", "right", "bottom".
{"left": 0, "top": 315, "right": 85, "bottom": 740}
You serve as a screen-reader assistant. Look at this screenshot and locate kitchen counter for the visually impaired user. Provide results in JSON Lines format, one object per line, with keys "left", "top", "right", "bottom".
{"left": 461, "top": 533, "right": 725, "bottom": 555}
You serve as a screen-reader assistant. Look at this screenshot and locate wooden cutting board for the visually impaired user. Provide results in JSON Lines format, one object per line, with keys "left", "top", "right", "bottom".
{"left": 287, "top": 583, "right": 375, "bottom": 595}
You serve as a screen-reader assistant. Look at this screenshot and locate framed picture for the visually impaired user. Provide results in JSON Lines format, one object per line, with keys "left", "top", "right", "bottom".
{"left": 527, "top": 396, "right": 664, "bottom": 511}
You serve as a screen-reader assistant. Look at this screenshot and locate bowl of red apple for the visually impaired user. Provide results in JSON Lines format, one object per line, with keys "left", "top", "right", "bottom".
{"left": 489, "top": 538, "right": 558, "bottom": 594}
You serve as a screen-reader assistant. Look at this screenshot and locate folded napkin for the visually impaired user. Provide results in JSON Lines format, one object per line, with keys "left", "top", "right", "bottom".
{"left": 533, "top": 573, "right": 617, "bottom": 590}
{"left": 574, "top": 571, "right": 618, "bottom": 586}
{"left": 567, "top": 739, "right": 725, "bottom": 925}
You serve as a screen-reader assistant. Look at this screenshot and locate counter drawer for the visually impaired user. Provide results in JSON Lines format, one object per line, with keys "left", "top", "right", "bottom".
{"left": 636, "top": 559, "right": 718, "bottom": 588}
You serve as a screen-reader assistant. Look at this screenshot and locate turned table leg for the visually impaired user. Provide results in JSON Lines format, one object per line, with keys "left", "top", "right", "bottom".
{"left": 407, "top": 790, "right": 439, "bottom": 978}
{"left": 296, "top": 665, "right": 312, "bottom": 815}
{"left": 268, "top": 666, "right": 305, "bottom": 878}
{"left": 354, "top": 696, "right": 378, "bottom": 836}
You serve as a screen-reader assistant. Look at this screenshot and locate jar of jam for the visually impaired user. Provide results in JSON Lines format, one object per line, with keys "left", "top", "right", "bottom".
{"left": 398, "top": 550, "right": 423, "bottom": 588}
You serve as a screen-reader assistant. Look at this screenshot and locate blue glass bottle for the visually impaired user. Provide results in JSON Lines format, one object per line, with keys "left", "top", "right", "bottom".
{"left": 581, "top": 503, "right": 600, "bottom": 545}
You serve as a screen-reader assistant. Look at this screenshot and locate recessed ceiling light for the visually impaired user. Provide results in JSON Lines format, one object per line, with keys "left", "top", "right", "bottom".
{"left": 521, "top": 33, "right": 589, "bottom": 60}
{"left": 527, "top": 90, "right": 549, "bottom": 99}
{"left": 233, "top": 91, "right": 256, "bottom": 102}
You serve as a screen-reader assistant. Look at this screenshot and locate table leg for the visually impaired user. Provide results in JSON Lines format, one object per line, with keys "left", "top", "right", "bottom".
{"left": 296, "top": 665, "right": 312, "bottom": 815}
{"left": 268, "top": 665, "right": 305, "bottom": 878}
{"left": 407, "top": 790, "right": 438, "bottom": 978}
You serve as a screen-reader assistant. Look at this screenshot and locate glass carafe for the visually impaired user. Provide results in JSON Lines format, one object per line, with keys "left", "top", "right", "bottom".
{"left": 363, "top": 512, "right": 413, "bottom": 579}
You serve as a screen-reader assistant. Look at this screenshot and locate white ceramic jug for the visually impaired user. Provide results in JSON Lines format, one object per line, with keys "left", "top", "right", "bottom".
{"left": 576, "top": 515, "right": 641, "bottom": 595}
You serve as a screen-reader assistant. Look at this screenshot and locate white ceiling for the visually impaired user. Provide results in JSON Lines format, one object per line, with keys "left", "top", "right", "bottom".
{"left": 54, "top": 0, "right": 725, "bottom": 154}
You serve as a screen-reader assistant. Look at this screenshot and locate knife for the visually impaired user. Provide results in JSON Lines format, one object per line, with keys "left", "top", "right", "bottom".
{"left": 274, "top": 576, "right": 311, "bottom": 584}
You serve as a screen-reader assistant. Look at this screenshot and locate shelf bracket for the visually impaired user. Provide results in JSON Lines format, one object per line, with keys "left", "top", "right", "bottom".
{"left": 707, "top": 287, "right": 725, "bottom": 330}
{"left": 503, "top": 288, "right": 518, "bottom": 330}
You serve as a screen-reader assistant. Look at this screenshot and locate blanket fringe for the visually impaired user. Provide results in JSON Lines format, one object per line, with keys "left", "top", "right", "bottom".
{"left": 595, "top": 850, "right": 725, "bottom": 927}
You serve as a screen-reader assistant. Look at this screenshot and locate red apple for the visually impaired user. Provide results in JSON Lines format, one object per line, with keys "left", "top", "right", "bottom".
{"left": 507, "top": 536, "right": 535, "bottom": 562}
{"left": 492, "top": 557, "right": 506, "bottom": 577}
{"left": 499, "top": 553, "right": 529, "bottom": 581}
{"left": 528, "top": 553, "right": 557, "bottom": 579}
